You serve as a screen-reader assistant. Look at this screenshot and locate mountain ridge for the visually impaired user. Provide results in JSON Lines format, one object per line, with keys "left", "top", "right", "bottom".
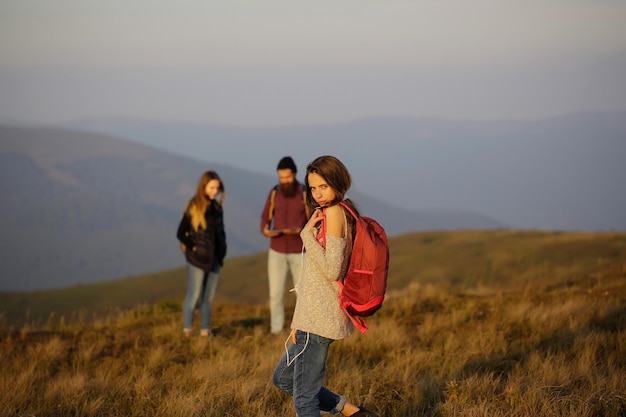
{"left": 66, "top": 110, "right": 626, "bottom": 230}
{"left": 1, "top": 124, "right": 502, "bottom": 291}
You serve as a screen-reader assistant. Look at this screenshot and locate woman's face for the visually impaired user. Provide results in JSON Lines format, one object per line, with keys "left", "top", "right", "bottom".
{"left": 204, "top": 179, "right": 221, "bottom": 200}
{"left": 307, "top": 172, "right": 336, "bottom": 207}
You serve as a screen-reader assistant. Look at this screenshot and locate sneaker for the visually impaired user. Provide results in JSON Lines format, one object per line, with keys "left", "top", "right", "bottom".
{"left": 200, "top": 330, "right": 213, "bottom": 338}
{"left": 351, "top": 405, "right": 380, "bottom": 417}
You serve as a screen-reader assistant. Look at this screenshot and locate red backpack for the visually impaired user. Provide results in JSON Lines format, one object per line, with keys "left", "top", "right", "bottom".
{"left": 318, "top": 202, "right": 390, "bottom": 333}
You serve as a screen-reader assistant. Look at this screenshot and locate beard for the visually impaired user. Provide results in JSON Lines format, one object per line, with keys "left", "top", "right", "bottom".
{"left": 279, "top": 181, "right": 298, "bottom": 198}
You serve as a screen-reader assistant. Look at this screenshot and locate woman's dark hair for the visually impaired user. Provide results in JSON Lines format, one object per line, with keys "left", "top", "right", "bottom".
{"left": 304, "top": 155, "right": 360, "bottom": 218}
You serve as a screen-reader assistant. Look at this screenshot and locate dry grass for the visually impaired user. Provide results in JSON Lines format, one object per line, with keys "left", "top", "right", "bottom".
{"left": 2, "top": 230, "right": 625, "bottom": 416}
{"left": 4, "top": 230, "right": 625, "bottom": 327}
{"left": 1, "top": 268, "right": 625, "bottom": 417}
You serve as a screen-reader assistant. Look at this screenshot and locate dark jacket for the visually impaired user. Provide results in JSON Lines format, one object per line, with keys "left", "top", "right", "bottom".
{"left": 177, "top": 200, "right": 227, "bottom": 272}
{"left": 260, "top": 183, "right": 308, "bottom": 254}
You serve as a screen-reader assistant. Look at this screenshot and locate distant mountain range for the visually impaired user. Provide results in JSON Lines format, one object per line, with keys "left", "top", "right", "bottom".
{"left": 67, "top": 111, "right": 626, "bottom": 231}
{"left": 1, "top": 125, "right": 502, "bottom": 292}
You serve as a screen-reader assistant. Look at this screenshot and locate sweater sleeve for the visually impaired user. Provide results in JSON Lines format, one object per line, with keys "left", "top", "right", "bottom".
{"left": 176, "top": 213, "right": 194, "bottom": 251}
{"left": 216, "top": 211, "right": 227, "bottom": 264}
{"left": 300, "top": 227, "right": 347, "bottom": 284}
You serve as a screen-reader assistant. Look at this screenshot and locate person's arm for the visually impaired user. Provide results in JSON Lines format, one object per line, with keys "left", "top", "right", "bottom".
{"left": 260, "top": 189, "right": 283, "bottom": 237}
{"left": 216, "top": 210, "right": 227, "bottom": 265}
{"left": 176, "top": 213, "right": 195, "bottom": 252}
{"left": 323, "top": 205, "right": 344, "bottom": 238}
{"left": 263, "top": 226, "right": 284, "bottom": 238}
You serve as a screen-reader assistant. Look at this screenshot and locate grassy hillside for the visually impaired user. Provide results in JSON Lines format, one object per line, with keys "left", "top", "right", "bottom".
{"left": 1, "top": 243, "right": 624, "bottom": 416}
{"left": 2, "top": 230, "right": 625, "bottom": 328}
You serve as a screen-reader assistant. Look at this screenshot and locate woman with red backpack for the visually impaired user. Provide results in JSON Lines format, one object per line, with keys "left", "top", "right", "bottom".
{"left": 272, "top": 155, "right": 379, "bottom": 417}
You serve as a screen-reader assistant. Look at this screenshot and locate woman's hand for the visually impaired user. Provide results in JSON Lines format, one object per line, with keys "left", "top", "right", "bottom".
{"left": 304, "top": 208, "right": 324, "bottom": 230}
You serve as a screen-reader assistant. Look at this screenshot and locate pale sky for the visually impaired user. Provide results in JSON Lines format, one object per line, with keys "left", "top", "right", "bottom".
{"left": 1, "top": 0, "right": 626, "bottom": 126}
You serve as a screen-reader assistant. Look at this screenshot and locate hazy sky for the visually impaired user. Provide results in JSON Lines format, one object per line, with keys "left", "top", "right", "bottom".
{"left": 2, "top": 0, "right": 626, "bottom": 126}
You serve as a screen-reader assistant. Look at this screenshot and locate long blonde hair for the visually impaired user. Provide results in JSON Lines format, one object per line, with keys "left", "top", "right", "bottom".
{"left": 185, "top": 170, "right": 225, "bottom": 230}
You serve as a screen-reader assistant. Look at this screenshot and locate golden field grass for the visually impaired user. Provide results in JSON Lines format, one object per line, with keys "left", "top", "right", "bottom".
{"left": 1, "top": 230, "right": 625, "bottom": 416}
{"left": 2, "top": 230, "right": 625, "bottom": 326}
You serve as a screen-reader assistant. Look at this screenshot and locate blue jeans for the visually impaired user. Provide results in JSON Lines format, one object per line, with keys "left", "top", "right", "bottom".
{"left": 268, "top": 249, "right": 303, "bottom": 333}
{"left": 183, "top": 261, "right": 221, "bottom": 331}
{"left": 272, "top": 330, "right": 346, "bottom": 416}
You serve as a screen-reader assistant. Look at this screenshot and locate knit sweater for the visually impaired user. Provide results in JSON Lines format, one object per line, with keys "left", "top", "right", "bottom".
{"left": 290, "top": 218, "right": 354, "bottom": 340}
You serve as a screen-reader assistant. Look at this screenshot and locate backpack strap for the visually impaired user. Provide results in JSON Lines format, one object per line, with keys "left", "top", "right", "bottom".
{"left": 339, "top": 201, "right": 357, "bottom": 220}
{"left": 316, "top": 208, "right": 326, "bottom": 248}
{"left": 303, "top": 188, "right": 311, "bottom": 219}
{"left": 268, "top": 185, "right": 278, "bottom": 222}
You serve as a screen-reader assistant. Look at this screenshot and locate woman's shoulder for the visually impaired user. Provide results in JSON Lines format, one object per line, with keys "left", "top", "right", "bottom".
{"left": 324, "top": 204, "right": 347, "bottom": 237}
{"left": 206, "top": 200, "right": 223, "bottom": 214}
{"left": 183, "top": 199, "right": 194, "bottom": 213}
{"left": 324, "top": 204, "right": 344, "bottom": 217}
{"left": 212, "top": 199, "right": 223, "bottom": 209}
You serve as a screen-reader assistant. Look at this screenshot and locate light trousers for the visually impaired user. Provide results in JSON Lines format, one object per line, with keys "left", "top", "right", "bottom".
{"left": 267, "top": 248, "right": 302, "bottom": 333}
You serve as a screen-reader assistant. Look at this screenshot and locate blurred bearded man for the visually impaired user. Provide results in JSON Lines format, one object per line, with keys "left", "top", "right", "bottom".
{"left": 260, "top": 156, "right": 310, "bottom": 334}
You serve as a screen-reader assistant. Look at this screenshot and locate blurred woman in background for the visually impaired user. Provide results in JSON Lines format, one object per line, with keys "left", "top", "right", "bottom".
{"left": 176, "top": 170, "right": 227, "bottom": 338}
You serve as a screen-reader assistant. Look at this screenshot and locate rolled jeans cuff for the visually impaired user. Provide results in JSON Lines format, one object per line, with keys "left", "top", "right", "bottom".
{"left": 331, "top": 395, "right": 347, "bottom": 415}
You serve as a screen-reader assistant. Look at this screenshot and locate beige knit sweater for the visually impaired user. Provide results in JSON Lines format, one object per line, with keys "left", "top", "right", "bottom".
{"left": 290, "top": 220, "right": 354, "bottom": 340}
